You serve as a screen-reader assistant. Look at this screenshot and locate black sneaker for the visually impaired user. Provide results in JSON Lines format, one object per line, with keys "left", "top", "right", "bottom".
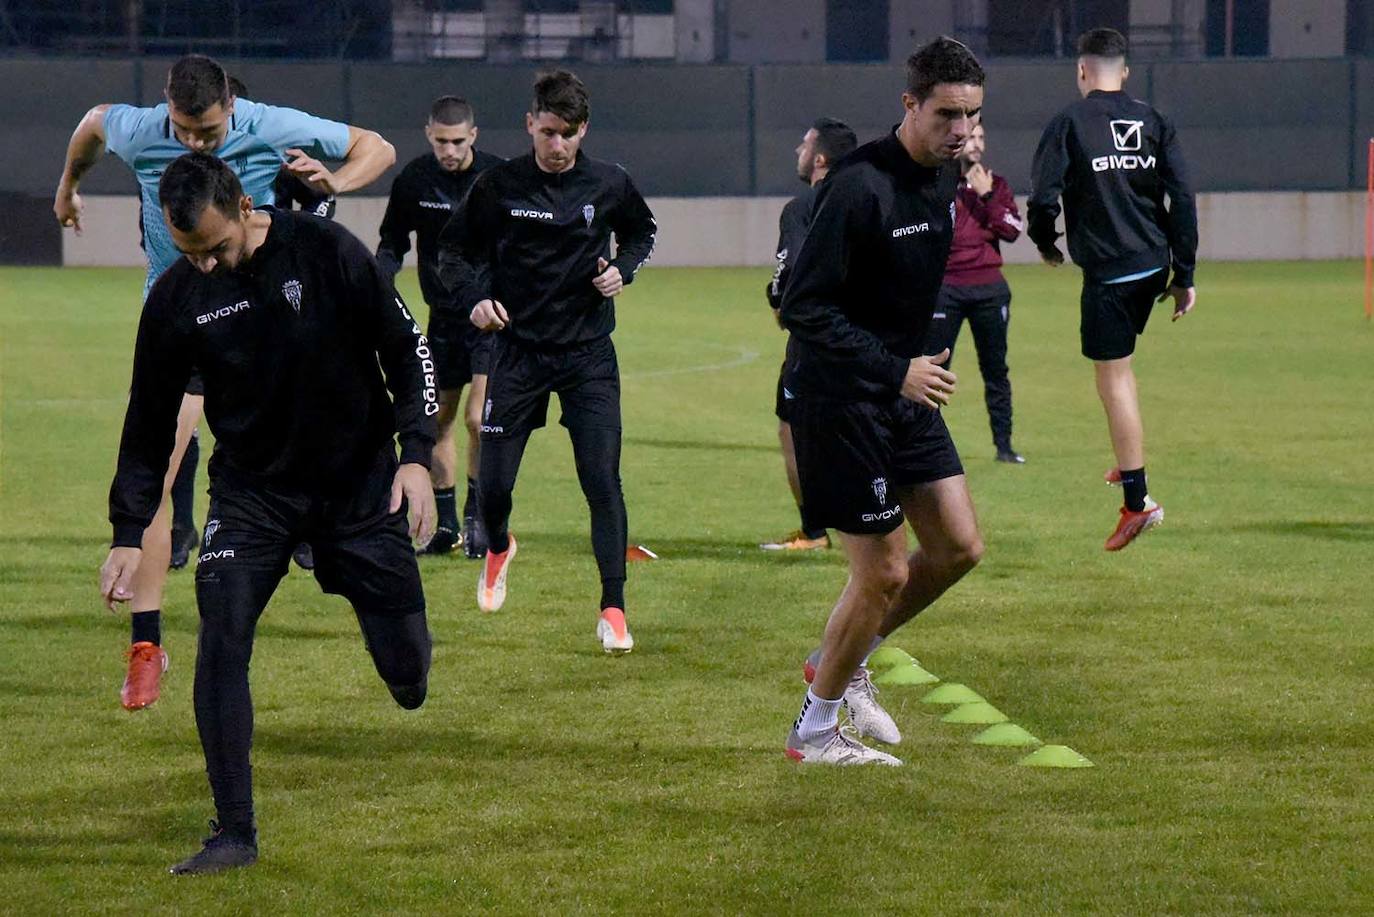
{"left": 169, "top": 525, "right": 199, "bottom": 570}
{"left": 995, "top": 449, "right": 1026, "bottom": 464}
{"left": 417, "top": 526, "right": 460, "bottom": 556}
{"left": 292, "top": 543, "right": 315, "bottom": 570}
{"left": 169, "top": 821, "right": 258, "bottom": 875}
{"left": 462, "top": 515, "right": 487, "bottom": 559}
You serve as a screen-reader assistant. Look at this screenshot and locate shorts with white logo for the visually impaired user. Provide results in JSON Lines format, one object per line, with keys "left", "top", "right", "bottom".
{"left": 790, "top": 395, "right": 964, "bottom": 536}
{"left": 480, "top": 335, "right": 620, "bottom": 441}
{"left": 195, "top": 447, "right": 424, "bottom": 617}
{"left": 775, "top": 361, "right": 797, "bottom": 423}
{"left": 1080, "top": 271, "right": 1168, "bottom": 361}
{"left": 429, "top": 311, "right": 496, "bottom": 390}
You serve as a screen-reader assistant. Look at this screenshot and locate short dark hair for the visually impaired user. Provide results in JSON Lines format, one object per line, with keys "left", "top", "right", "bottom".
{"left": 227, "top": 75, "right": 247, "bottom": 98}
{"left": 166, "top": 55, "right": 230, "bottom": 116}
{"left": 905, "top": 37, "right": 985, "bottom": 102}
{"left": 430, "top": 95, "right": 475, "bottom": 126}
{"left": 532, "top": 69, "right": 590, "bottom": 126}
{"left": 1078, "top": 28, "right": 1129, "bottom": 59}
{"left": 811, "top": 117, "right": 858, "bottom": 165}
{"left": 159, "top": 152, "right": 243, "bottom": 232}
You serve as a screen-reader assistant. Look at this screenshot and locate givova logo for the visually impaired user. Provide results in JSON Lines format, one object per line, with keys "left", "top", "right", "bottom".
{"left": 1094, "top": 119, "right": 1156, "bottom": 172}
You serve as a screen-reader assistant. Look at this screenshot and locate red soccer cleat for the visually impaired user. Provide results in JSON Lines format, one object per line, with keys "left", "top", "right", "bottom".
{"left": 1104, "top": 467, "right": 1122, "bottom": 486}
{"left": 121, "top": 641, "right": 168, "bottom": 711}
{"left": 1105, "top": 499, "right": 1163, "bottom": 551}
{"left": 477, "top": 534, "right": 517, "bottom": 612}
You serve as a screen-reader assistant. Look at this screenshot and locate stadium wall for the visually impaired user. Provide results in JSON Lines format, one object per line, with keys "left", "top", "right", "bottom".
{"left": 59, "top": 191, "right": 1369, "bottom": 270}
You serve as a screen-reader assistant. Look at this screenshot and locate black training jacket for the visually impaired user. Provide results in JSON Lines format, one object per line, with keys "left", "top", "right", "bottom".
{"left": 108, "top": 209, "right": 437, "bottom": 548}
{"left": 376, "top": 149, "right": 503, "bottom": 310}
{"left": 780, "top": 130, "right": 959, "bottom": 402}
{"left": 765, "top": 182, "right": 819, "bottom": 310}
{"left": 1028, "top": 89, "right": 1197, "bottom": 287}
{"left": 437, "top": 150, "right": 657, "bottom": 349}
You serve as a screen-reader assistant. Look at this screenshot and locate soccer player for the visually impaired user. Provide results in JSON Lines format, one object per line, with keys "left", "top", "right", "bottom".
{"left": 924, "top": 121, "right": 1026, "bottom": 463}
{"left": 760, "top": 117, "right": 857, "bottom": 552}
{"left": 54, "top": 54, "right": 395, "bottom": 709}
{"left": 100, "top": 152, "right": 437, "bottom": 874}
{"left": 378, "top": 95, "right": 503, "bottom": 559}
{"left": 438, "top": 70, "right": 656, "bottom": 653}
{"left": 780, "top": 38, "right": 986, "bottom": 766}
{"left": 1028, "top": 28, "right": 1197, "bottom": 551}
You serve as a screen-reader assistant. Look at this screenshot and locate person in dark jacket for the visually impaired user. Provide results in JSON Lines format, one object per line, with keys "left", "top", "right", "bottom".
{"left": 1028, "top": 27, "right": 1198, "bottom": 551}
{"left": 378, "top": 95, "right": 504, "bottom": 559}
{"left": 99, "top": 153, "right": 437, "bottom": 875}
{"left": 438, "top": 70, "right": 656, "bottom": 654}
{"left": 779, "top": 38, "right": 986, "bottom": 767}
{"left": 759, "top": 116, "right": 856, "bottom": 553}
{"left": 924, "top": 122, "right": 1025, "bottom": 463}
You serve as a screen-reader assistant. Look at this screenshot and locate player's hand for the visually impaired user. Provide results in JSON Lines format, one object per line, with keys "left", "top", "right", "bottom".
{"left": 593, "top": 257, "right": 624, "bottom": 297}
{"left": 965, "top": 163, "right": 993, "bottom": 197}
{"left": 471, "top": 298, "right": 509, "bottom": 331}
{"left": 1160, "top": 285, "right": 1196, "bottom": 321}
{"left": 1039, "top": 246, "right": 1065, "bottom": 267}
{"left": 390, "top": 462, "right": 436, "bottom": 544}
{"left": 54, "top": 185, "right": 84, "bottom": 235}
{"left": 771, "top": 306, "right": 785, "bottom": 329}
{"left": 284, "top": 149, "right": 342, "bottom": 195}
{"left": 99, "top": 547, "right": 142, "bottom": 612}
{"left": 900, "top": 351, "right": 957, "bottom": 409}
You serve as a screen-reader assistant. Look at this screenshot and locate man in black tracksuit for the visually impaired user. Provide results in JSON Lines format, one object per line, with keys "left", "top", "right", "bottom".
{"left": 759, "top": 117, "right": 857, "bottom": 554}
{"left": 780, "top": 39, "right": 986, "bottom": 767}
{"left": 378, "top": 95, "right": 504, "bottom": 559}
{"left": 100, "top": 153, "right": 438, "bottom": 875}
{"left": 1028, "top": 27, "right": 1197, "bottom": 552}
{"left": 438, "top": 70, "right": 656, "bottom": 654}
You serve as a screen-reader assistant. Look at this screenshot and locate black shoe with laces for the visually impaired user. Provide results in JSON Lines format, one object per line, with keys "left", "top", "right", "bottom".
{"left": 292, "top": 543, "right": 315, "bottom": 570}
{"left": 169, "top": 821, "right": 258, "bottom": 875}
{"left": 995, "top": 449, "right": 1026, "bottom": 464}
{"left": 417, "top": 526, "right": 460, "bottom": 556}
{"left": 169, "top": 525, "right": 199, "bottom": 570}
{"left": 462, "top": 515, "right": 487, "bottom": 559}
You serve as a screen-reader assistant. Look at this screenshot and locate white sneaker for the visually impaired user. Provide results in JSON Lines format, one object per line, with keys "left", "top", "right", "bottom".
{"left": 843, "top": 667, "right": 902, "bottom": 745}
{"left": 784, "top": 726, "right": 903, "bottom": 767}
{"left": 596, "top": 607, "right": 634, "bottom": 655}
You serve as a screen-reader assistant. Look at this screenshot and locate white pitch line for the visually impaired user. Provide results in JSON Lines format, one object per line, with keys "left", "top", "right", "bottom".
{"left": 623, "top": 346, "right": 761, "bottom": 380}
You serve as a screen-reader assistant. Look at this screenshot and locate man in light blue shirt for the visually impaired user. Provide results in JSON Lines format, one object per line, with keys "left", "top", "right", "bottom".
{"left": 53, "top": 54, "right": 396, "bottom": 713}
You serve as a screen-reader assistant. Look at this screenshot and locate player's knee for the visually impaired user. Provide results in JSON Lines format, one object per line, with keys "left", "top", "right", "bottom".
{"left": 945, "top": 535, "right": 985, "bottom": 575}
{"left": 863, "top": 554, "right": 908, "bottom": 602}
{"left": 387, "top": 676, "right": 428, "bottom": 710}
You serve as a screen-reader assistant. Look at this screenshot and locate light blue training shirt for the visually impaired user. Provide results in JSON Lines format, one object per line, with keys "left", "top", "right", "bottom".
{"left": 102, "top": 98, "right": 351, "bottom": 296}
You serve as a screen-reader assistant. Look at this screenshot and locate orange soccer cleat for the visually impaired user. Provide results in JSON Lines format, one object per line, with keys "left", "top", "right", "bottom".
{"left": 1105, "top": 499, "right": 1163, "bottom": 551}
{"left": 121, "top": 641, "right": 168, "bottom": 711}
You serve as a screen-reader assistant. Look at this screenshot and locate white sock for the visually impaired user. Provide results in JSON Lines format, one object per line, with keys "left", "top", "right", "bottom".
{"left": 860, "top": 635, "right": 885, "bottom": 666}
{"left": 794, "top": 688, "right": 842, "bottom": 743}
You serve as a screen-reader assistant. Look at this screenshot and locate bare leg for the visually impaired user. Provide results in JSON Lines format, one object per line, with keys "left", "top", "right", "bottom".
{"left": 877, "top": 475, "right": 984, "bottom": 638}
{"left": 132, "top": 393, "right": 202, "bottom": 612}
{"left": 430, "top": 387, "right": 462, "bottom": 491}
{"left": 810, "top": 527, "right": 909, "bottom": 700}
{"left": 1094, "top": 357, "right": 1144, "bottom": 470}
{"left": 778, "top": 420, "right": 803, "bottom": 508}
{"left": 464, "top": 375, "right": 487, "bottom": 484}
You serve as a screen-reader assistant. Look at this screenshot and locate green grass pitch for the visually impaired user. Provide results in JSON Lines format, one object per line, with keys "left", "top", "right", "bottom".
{"left": 1, "top": 261, "right": 1371, "bottom": 913}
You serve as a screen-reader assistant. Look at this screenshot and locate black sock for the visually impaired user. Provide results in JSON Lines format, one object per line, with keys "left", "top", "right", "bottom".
{"left": 462, "top": 477, "right": 478, "bottom": 520}
{"left": 171, "top": 435, "right": 199, "bottom": 531}
{"left": 131, "top": 610, "right": 161, "bottom": 646}
{"left": 1121, "top": 466, "right": 1147, "bottom": 512}
{"left": 601, "top": 579, "right": 626, "bottom": 611}
{"left": 434, "top": 487, "right": 458, "bottom": 533}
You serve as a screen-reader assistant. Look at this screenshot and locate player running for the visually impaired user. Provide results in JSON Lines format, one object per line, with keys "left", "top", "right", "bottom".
{"left": 54, "top": 53, "right": 395, "bottom": 710}
{"left": 780, "top": 38, "right": 987, "bottom": 766}
{"left": 1028, "top": 28, "right": 1198, "bottom": 550}
{"left": 438, "top": 69, "right": 656, "bottom": 653}
{"left": 759, "top": 117, "right": 857, "bottom": 553}
{"left": 100, "top": 152, "right": 437, "bottom": 874}
{"left": 378, "top": 95, "right": 503, "bottom": 559}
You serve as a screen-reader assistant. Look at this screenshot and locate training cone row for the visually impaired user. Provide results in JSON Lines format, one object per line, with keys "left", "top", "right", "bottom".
{"left": 865, "top": 648, "right": 1094, "bottom": 768}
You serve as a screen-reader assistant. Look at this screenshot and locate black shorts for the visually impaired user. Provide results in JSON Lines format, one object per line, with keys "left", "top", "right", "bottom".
{"left": 774, "top": 362, "right": 798, "bottom": 423}
{"left": 195, "top": 447, "right": 424, "bottom": 616}
{"left": 185, "top": 371, "right": 204, "bottom": 397}
{"left": 1080, "top": 271, "right": 1168, "bottom": 361}
{"left": 429, "top": 312, "right": 495, "bottom": 390}
{"left": 791, "top": 395, "right": 964, "bottom": 536}
{"left": 481, "top": 336, "right": 620, "bottom": 442}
